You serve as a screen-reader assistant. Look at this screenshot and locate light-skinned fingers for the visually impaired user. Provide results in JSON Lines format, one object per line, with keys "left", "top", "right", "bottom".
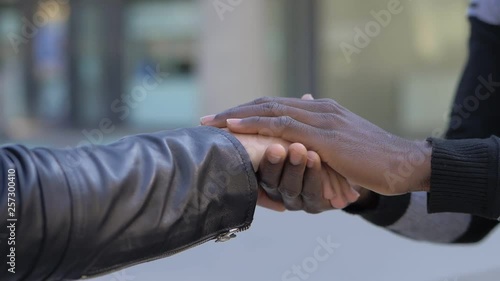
{"left": 326, "top": 167, "right": 350, "bottom": 209}
{"left": 322, "top": 166, "right": 336, "bottom": 200}
{"left": 301, "top": 94, "right": 314, "bottom": 100}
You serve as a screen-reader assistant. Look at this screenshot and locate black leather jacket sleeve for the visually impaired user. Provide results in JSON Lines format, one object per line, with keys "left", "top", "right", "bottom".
{"left": 0, "top": 126, "right": 259, "bottom": 280}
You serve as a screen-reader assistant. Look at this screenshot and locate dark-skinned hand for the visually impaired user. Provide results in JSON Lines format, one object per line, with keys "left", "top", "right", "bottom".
{"left": 203, "top": 95, "right": 432, "bottom": 196}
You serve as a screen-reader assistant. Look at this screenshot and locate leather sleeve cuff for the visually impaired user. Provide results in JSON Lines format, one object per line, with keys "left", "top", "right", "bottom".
{"left": 209, "top": 127, "right": 260, "bottom": 222}
{"left": 50, "top": 127, "right": 260, "bottom": 279}
{"left": 427, "top": 137, "right": 500, "bottom": 220}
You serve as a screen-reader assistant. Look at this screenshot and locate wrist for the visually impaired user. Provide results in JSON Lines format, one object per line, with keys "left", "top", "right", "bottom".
{"left": 409, "top": 140, "right": 432, "bottom": 192}
{"left": 232, "top": 134, "right": 263, "bottom": 171}
{"left": 231, "top": 132, "right": 291, "bottom": 171}
{"left": 385, "top": 139, "right": 431, "bottom": 194}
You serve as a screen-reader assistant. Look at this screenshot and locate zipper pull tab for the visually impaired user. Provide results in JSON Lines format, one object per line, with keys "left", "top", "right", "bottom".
{"left": 215, "top": 228, "right": 239, "bottom": 243}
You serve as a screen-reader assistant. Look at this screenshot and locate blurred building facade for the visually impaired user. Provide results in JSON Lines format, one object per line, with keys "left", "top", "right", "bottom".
{"left": 1, "top": 0, "right": 206, "bottom": 137}
{"left": 0, "top": 0, "right": 469, "bottom": 144}
{"left": 2, "top": 1, "right": 498, "bottom": 281}
{"left": 0, "top": 0, "right": 314, "bottom": 142}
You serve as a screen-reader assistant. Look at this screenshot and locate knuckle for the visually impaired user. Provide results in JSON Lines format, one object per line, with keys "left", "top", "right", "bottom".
{"left": 284, "top": 201, "right": 302, "bottom": 211}
{"left": 319, "top": 101, "right": 338, "bottom": 113}
{"left": 303, "top": 204, "right": 322, "bottom": 214}
{"left": 253, "top": 97, "right": 274, "bottom": 105}
{"left": 252, "top": 116, "right": 263, "bottom": 123}
{"left": 321, "top": 129, "right": 336, "bottom": 141}
{"left": 253, "top": 116, "right": 276, "bottom": 136}
{"left": 262, "top": 102, "right": 284, "bottom": 116}
{"left": 279, "top": 187, "right": 301, "bottom": 198}
{"left": 302, "top": 190, "right": 320, "bottom": 200}
{"left": 258, "top": 178, "right": 276, "bottom": 190}
{"left": 276, "top": 116, "right": 294, "bottom": 128}
{"left": 319, "top": 113, "right": 337, "bottom": 123}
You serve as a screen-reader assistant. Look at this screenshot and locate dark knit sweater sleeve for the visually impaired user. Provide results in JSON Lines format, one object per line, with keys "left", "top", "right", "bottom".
{"left": 344, "top": 194, "right": 410, "bottom": 227}
{"left": 427, "top": 137, "right": 500, "bottom": 220}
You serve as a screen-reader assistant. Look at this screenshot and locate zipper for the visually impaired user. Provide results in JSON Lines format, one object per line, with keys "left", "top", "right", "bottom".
{"left": 215, "top": 225, "right": 250, "bottom": 242}
{"left": 80, "top": 223, "right": 251, "bottom": 279}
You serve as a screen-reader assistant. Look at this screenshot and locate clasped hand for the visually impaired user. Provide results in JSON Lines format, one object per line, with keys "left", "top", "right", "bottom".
{"left": 201, "top": 95, "right": 432, "bottom": 213}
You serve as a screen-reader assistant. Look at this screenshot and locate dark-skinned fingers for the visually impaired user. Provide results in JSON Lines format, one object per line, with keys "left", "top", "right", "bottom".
{"left": 240, "top": 96, "right": 320, "bottom": 110}
{"left": 202, "top": 102, "right": 322, "bottom": 128}
{"left": 302, "top": 151, "right": 332, "bottom": 214}
{"left": 258, "top": 144, "right": 287, "bottom": 202}
{"left": 251, "top": 97, "right": 346, "bottom": 116}
{"left": 257, "top": 188, "right": 286, "bottom": 212}
{"left": 200, "top": 97, "right": 342, "bottom": 126}
{"left": 248, "top": 97, "right": 342, "bottom": 114}
{"left": 278, "top": 143, "right": 308, "bottom": 211}
{"left": 225, "top": 117, "right": 325, "bottom": 152}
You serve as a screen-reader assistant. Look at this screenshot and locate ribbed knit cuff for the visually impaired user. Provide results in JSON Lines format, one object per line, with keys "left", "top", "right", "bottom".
{"left": 427, "top": 137, "right": 500, "bottom": 220}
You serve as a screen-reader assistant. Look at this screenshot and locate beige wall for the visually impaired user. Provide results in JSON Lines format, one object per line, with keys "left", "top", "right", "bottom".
{"left": 199, "top": 0, "right": 284, "bottom": 116}
{"left": 318, "top": 0, "right": 469, "bottom": 137}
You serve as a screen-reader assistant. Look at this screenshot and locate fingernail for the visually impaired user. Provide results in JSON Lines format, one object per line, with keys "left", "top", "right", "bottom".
{"left": 226, "top": 119, "right": 242, "bottom": 125}
{"left": 353, "top": 190, "right": 360, "bottom": 198}
{"left": 268, "top": 154, "right": 282, "bottom": 164}
{"left": 200, "top": 114, "right": 216, "bottom": 124}
{"left": 348, "top": 188, "right": 360, "bottom": 203}
{"left": 306, "top": 156, "right": 315, "bottom": 168}
{"left": 290, "top": 153, "right": 303, "bottom": 166}
{"left": 339, "top": 201, "right": 348, "bottom": 209}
